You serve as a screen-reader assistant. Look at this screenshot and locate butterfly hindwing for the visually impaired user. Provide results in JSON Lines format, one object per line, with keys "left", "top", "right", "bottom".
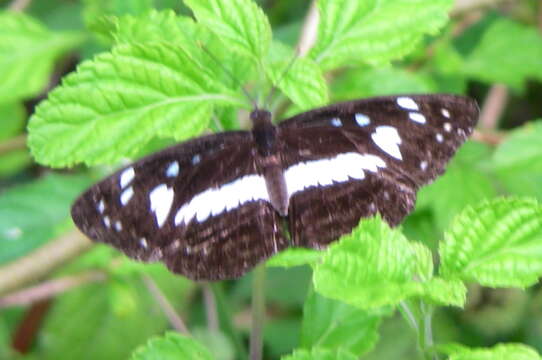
{"left": 71, "top": 131, "right": 288, "bottom": 280}
{"left": 279, "top": 127, "right": 417, "bottom": 248}
{"left": 278, "top": 94, "right": 478, "bottom": 248}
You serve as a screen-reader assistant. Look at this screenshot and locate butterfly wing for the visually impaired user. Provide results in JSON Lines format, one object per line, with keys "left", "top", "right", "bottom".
{"left": 72, "top": 131, "right": 288, "bottom": 280}
{"left": 278, "top": 94, "right": 478, "bottom": 248}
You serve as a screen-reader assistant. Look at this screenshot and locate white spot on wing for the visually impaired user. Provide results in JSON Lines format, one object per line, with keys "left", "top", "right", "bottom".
{"left": 371, "top": 126, "right": 403, "bottom": 160}
{"left": 114, "top": 221, "right": 122, "bottom": 231}
{"left": 284, "top": 153, "right": 386, "bottom": 197}
{"left": 103, "top": 216, "right": 111, "bottom": 228}
{"left": 192, "top": 154, "right": 201, "bottom": 165}
{"left": 444, "top": 122, "right": 452, "bottom": 132}
{"left": 397, "top": 97, "right": 419, "bottom": 111}
{"left": 97, "top": 199, "right": 105, "bottom": 213}
{"left": 355, "top": 113, "right": 370, "bottom": 126}
{"left": 120, "top": 186, "right": 134, "bottom": 206}
{"left": 120, "top": 167, "right": 135, "bottom": 188}
{"left": 166, "top": 161, "right": 180, "bottom": 177}
{"left": 150, "top": 184, "right": 175, "bottom": 228}
{"left": 409, "top": 112, "right": 426, "bottom": 124}
{"left": 441, "top": 108, "right": 450, "bottom": 118}
{"left": 420, "top": 161, "right": 428, "bottom": 171}
{"left": 436, "top": 133, "right": 444, "bottom": 143}
{"left": 139, "top": 238, "right": 148, "bottom": 249}
{"left": 174, "top": 174, "right": 268, "bottom": 226}
{"left": 331, "top": 118, "right": 342, "bottom": 127}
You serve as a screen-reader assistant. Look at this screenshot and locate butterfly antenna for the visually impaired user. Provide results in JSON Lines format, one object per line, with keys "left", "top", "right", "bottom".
{"left": 197, "top": 42, "right": 258, "bottom": 109}
{"left": 263, "top": 49, "right": 299, "bottom": 110}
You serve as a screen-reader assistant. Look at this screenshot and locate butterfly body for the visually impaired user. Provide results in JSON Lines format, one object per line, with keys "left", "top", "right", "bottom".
{"left": 72, "top": 94, "right": 478, "bottom": 280}
{"left": 250, "top": 109, "right": 290, "bottom": 216}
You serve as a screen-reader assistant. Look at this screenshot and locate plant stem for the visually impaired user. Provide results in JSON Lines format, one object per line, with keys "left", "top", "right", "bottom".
{"left": 423, "top": 303, "right": 438, "bottom": 360}
{"left": 211, "top": 283, "right": 248, "bottom": 360}
{"left": 418, "top": 302, "right": 437, "bottom": 360}
{"left": 0, "top": 270, "right": 105, "bottom": 308}
{"left": 399, "top": 300, "right": 437, "bottom": 360}
{"left": 249, "top": 265, "right": 266, "bottom": 360}
{"left": 0, "top": 135, "right": 27, "bottom": 156}
{"left": 479, "top": 84, "right": 508, "bottom": 130}
{"left": 0, "top": 230, "right": 93, "bottom": 295}
{"left": 142, "top": 275, "right": 189, "bottom": 335}
{"left": 9, "top": 0, "right": 31, "bottom": 11}
{"left": 202, "top": 283, "right": 219, "bottom": 332}
{"left": 297, "top": 0, "right": 319, "bottom": 56}
{"left": 398, "top": 301, "right": 419, "bottom": 333}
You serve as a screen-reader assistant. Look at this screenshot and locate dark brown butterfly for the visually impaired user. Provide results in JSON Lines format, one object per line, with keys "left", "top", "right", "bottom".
{"left": 72, "top": 94, "right": 478, "bottom": 280}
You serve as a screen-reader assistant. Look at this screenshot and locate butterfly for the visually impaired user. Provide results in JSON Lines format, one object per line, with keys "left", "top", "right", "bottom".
{"left": 71, "top": 94, "right": 479, "bottom": 280}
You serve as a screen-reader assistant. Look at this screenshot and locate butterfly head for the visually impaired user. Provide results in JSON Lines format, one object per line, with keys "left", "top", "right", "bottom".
{"left": 250, "top": 109, "right": 272, "bottom": 127}
{"left": 250, "top": 109, "right": 277, "bottom": 156}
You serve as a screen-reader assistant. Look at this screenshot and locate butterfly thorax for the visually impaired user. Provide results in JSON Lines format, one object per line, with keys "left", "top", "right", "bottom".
{"left": 250, "top": 109, "right": 289, "bottom": 216}
{"left": 250, "top": 109, "right": 276, "bottom": 156}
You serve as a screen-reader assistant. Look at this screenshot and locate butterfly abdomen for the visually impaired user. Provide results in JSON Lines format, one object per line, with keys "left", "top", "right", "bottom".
{"left": 250, "top": 109, "right": 290, "bottom": 216}
{"left": 262, "top": 161, "right": 289, "bottom": 216}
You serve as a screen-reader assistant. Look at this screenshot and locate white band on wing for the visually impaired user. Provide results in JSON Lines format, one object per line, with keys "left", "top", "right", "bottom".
{"left": 285, "top": 152, "right": 386, "bottom": 197}
{"left": 174, "top": 174, "right": 269, "bottom": 225}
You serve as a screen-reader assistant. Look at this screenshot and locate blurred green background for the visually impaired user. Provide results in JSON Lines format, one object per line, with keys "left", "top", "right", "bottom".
{"left": 1, "top": 0, "right": 542, "bottom": 359}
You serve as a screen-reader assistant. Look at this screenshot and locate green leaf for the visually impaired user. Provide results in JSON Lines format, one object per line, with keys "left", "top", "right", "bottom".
{"left": 300, "top": 289, "right": 383, "bottom": 356}
{"left": 417, "top": 141, "right": 496, "bottom": 230}
{"left": 83, "top": 0, "right": 153, "bottom": 27}
{"left": 0, "top": 102, "right": 26, "bottom": 137}
{"left": 411, "top": 241, "right": 433, "bottom": 281}
{"left": 234, "top": 267, "right": 312, "bottom": 308}
{"left": 132, "top": 332, "right": 214, "bottom": 360}
{"left": 309, "top": 0, "right": 453, "bottom": 70}
{"left": 27, "top": 1, "right": 86, "bottom": 32}
{"left": 0, "top": 102, "right": 31, "bottom": 177}
{"left": 402, "top": 209, "right": 440, "bottom": 251}
{"left": 462, "top": 17, "right": 542, "bottom": 90}
{"left": 421, "top": 277, "right": 466, "bottom": 307}
{"left": 36, "top": 270, "right": 192, "bottom": 360}
{"left": 184, "top": 0, "right": 271, "bottom": 62}
{"left": 0, "top": 310, "right": 22, "bottom": 360}
{"left": 212, "top": 106, "right": 240, "bottom": 131}
{"left": 493, "top": 121, "right": 542, "bottom": 200}
{"left": 266, "top": 42, "right": 328, "bottom": 110}
{"left": 105, "top": 10, "right": 255, "bottom": 93}
{"left": 282, "top": 348, "right": 358, "bottom": 360}
{"left": 438, "top": 343, "right": 541, "bottom": 360}
{"left": 432, "top": 41, "right": 465, "bottom": 76}
{"left": 102, "top": 10, "right": 199, "bottom": 45}
{"left": 266, "top": 248, "right": 322, "bottom": 268}
{"left": 192, "top": 329, "right": 234, "bottom": 360}
{"left": 0, "top": 11, "right": 84, "bottom": 103}
{"left": 332, "top": 67, "right": 436, "bottom": 101}
{"left": 440, "top": 197, "right": 542, "bottom": 287}
{"left": 0, "top": 174, "right": 92, "bottom": 265}
{"left": 313, "top": 217, "right": 462, "bottom": 308}
{"left": 266, "top": 56, "right": 328, "bottom": 111}
{"left": 264, "top": 319, "right": 301, "bottom": 359}
{"left": 28, "top": 42, "right": 246, "bottom": 167}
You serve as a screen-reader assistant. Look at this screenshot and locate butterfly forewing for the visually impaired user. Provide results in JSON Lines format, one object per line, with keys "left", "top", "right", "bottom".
{"left": 71, "top": 131, "right": 288, "bottom": 280}
{"left": 280, "top": 94, "right": 478, "bottom": 186}
{"left": 278, "top": 94, "right": 478, "bottom": 248}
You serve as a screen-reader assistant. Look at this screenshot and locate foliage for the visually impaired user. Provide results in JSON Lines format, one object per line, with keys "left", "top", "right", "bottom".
{"left": 1, "top": 0, "right": 542, "bottom": 359}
